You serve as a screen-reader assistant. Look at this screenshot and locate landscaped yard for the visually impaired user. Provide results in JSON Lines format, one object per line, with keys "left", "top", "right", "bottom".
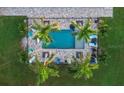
{"left": 42, "top": 7, "right": 124, "bottom": 85}
{"left": 0, "top": 7, "right": 124, "bottom": 86}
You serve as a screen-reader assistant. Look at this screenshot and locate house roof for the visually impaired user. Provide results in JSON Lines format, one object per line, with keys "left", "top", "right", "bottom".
{"left": 0, "top": 7, "right": 113, "bottom": 18}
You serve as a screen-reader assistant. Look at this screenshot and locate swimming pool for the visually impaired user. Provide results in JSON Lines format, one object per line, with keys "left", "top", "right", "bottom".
{"left": 43, "top": 29, "right": 75, "bottom": 49}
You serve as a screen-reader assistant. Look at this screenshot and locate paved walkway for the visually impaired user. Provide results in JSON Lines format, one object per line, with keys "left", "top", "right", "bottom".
{"left": 0, "top": 7, "right": 113, "bottom": 18}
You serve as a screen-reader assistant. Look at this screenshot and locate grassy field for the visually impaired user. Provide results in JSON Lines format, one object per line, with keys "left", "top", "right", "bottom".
{"left": 42, "top": 7, "right": 124, "bottom": 86}
{"left": 0, "top": 7, "right": 124, "bottom": 86}
{"left": 0, "top": 16, "right": 36, "bottom": 85}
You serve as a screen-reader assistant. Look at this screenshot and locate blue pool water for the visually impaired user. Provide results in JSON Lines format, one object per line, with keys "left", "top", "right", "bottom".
{"left": 43, "top": 29, "right": 75, "bottom": 49}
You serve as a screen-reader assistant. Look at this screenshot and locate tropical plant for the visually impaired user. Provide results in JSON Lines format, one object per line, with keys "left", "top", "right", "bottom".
{"left": 71, "top": 54, "right": 99, "bottom": 80}
{"left": 32, "top": 18, "right": 60, "bottom": 46}
{"left": 18, "top": 19, "right": 28, "bottom": 37}
{"left": 71, "top": 19, "right": 97, "bottom": 43}
{"left": 37, "top": 63, "right": 60, "bottom": 85}
{"left": 97, "top": 48, "right": 111, "bottom": 65}
{"left": 29, "top": 53, "right": 60, "bottom": 85}
{"left": 98, "top": 19, "right": 109, "bottom": 36}
{"left": 18, "top": 49, "right": 28, "bottom": 64}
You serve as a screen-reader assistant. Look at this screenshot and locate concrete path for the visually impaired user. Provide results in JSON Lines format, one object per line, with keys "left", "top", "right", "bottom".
{"left": 0, "top": 7, "right": 113, "bottom": 18}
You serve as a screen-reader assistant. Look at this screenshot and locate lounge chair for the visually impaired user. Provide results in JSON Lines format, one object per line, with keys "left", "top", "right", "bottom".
{"left": 54, "top": 57, "right": 61, "bottom": 64}
{"left": 76, "top": 20, "right": 83, "bottom": 26}
{"left": 29, "top": 56, "right": 36, "bottom": 64}
{"left": 70, "top": 24, "right": 75, "bottom": 31}
{"left": 89, "top": 43, "right": 97, "bottom": 47}
{"left": 28, "top": 48, "right": 34, "bottom": 54}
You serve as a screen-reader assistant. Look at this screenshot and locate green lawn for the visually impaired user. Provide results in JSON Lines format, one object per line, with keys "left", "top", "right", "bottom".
{"left": 0, "top": 7, "right": 124, "bottom": 86}
{"left": 0, "top": 16, "right": 36, "bottom": 85}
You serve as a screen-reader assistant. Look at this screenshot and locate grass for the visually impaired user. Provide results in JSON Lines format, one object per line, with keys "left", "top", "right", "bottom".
{"left": 41, "top": 7, "right": 124, "bottom": 85}
{"left": 0, "top": 16, "right": 36, "bottom": 85}
{"left": 0, "top": 7, "right": 124, "bottom": 85}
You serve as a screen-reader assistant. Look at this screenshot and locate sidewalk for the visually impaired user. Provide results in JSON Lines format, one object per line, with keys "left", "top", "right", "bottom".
{"left": 0, "top": 7, "right": 113, "bottom": 18}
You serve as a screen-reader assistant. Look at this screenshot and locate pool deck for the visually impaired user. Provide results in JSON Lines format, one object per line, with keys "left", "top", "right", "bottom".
{"left": 32, "top": 48, "right": 90, "bottom": 63}
{"left": 22, "top": 18, "right": 98, "bottom": 64}
{"left": 28, "top": 18, "right": 98, "bottom": 29}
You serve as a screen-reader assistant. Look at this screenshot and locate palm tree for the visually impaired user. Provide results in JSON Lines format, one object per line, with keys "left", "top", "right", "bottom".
{"left": 44, "top": 53, "right": 56, "bottom": 66}
{"left": 32, "top": 18, "right": 60, "bottom": 46}
{"left": 71, "top": 19, "right": 97, "bottom": 43}
{"left": 72, "top": 53, "right": 99, "bottom": 80}
{"left": 37, "top": 62, "right": 59, "bottom": 85}
{"left": 29, "top": 54, "right": 59, "bottom": 85}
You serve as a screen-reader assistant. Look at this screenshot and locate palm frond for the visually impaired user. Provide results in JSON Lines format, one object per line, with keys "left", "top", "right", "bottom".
{"left": 32, "top": 18, "right": 60, "bottom": 47}
{"left": 90, "top": 64, "right": 99, "bottom": 70}
{"left": 44, "top": 53, "right": 56, "bottom": 65}
{"left": 72, "top": 53, "right": 98, "bottom": 79}
{"left": 72, "top": 19, "right": 97, "bottom": 43}
{"left": 71, "top": 21, "right": 82, "bottom": 31}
